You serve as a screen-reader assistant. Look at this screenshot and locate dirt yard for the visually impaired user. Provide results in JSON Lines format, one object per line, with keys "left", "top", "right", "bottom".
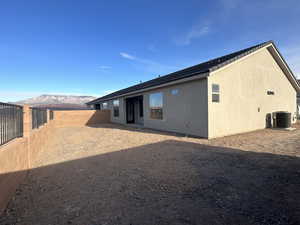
{"left": 1, "top": 123, "right": 300, "bottom": 225}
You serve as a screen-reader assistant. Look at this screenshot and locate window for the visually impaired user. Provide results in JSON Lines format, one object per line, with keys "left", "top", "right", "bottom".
{"left": 212, "top": 94, "right": 220, "bottom": 102}
{"left": 149, "top": 92, "right": 163, "bottom": 119}
{"left": 102, "top": 102, "right": 108, "bottom": 109}
{"left": 139, "top": 98, "right": 143, "bottom": 117}
{"left": 171, "top": 89, "right": 179, "bottom": 95}
{"left": 212, "top": 84, "right": 219, "bottom": 93}
{"left": 212, "top": 84, "right": 220, "bottom": 103}
{"left": 94, "top": 104, "right": 101, "bottom": 110}
{"left": 113, "top": 100, "right": 119, "bottom": 117}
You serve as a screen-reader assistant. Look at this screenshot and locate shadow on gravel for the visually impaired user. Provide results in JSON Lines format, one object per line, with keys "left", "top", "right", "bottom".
{"left": 1, "top": 140, "right": 300, "bottom": 225}
{"left": 87, "top": 123, "right": 199, "bottom": 139}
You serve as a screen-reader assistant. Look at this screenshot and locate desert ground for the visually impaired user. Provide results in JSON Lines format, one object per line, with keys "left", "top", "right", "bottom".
{"left": 1, "top": 123, "right": 300, "bottom": 225}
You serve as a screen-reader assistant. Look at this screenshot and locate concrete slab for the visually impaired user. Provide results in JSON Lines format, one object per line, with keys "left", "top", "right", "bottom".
{"left": 271, "top": 127, "right": 297, "bottom": 131}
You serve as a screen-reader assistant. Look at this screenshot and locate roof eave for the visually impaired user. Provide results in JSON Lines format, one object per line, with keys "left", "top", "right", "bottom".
{"left": 87, "top": 40, "right": 300, "bottom": 105}
{"left": 87, "top": 71, "right": 209, "bottom": 104}
{"left": 208, "top": 41, "right": 300, "bottom": 93}
{"left": 268, "top": 43, "right": 300, "bottom": 93}
{"left": 209, "top": 41, "right": 273, "bottom": 73}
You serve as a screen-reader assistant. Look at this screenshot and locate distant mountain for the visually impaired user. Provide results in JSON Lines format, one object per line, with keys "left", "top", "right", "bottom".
{"left": 15, "top": 95, "right": 97, "bottom": 109}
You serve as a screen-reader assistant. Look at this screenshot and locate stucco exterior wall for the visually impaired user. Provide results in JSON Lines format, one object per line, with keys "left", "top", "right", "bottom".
{"left": 107, "top": 79, "right": 209, "bottom": 137}
{"left": 208, "top": 47, "right": 297, "bottom": 138}
{"left": 143, "top": 79, "right": 208, "bottom": 137}
{"left": 109, "top": 99, "right": 126, "bottom": 125}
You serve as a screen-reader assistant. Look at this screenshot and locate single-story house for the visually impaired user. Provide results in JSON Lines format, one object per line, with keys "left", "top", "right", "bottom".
{"left": 87, "top": 41, "right": 300, "bottom": 138}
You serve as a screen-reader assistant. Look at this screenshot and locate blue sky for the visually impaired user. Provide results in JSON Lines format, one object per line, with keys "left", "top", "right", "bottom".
{"left": 1, "top": 0, "right": 300, "bottom": 102}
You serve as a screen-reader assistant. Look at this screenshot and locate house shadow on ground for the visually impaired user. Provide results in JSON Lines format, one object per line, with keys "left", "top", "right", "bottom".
{"left": 1, "top": 140, "right": 300, "bottom": 225}
{"left": 86, "top": 122, "right": 195, "bottom": 138}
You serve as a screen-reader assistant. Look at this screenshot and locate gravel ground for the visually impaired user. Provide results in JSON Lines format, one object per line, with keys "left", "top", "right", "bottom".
{"left": 1, "top": 123, "right": 300, "bottom": 225}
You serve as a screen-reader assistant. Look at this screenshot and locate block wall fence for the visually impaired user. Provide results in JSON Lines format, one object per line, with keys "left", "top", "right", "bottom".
{"left": 0, "top": 107, "right": 110, "bottom": 214}
{"left": 53, "top": 109, "right": 110, "bottom": 127}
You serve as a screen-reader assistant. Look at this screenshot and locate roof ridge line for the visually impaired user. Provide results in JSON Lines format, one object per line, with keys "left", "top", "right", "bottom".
{"left": 208, "top": 41, "right": 273, "bottom": 73}
{"left": 87, "top": 41, "right": 275, "bottom": 105}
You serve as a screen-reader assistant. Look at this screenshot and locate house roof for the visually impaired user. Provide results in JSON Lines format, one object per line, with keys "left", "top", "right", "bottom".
{"left": 87, "top": 40, "right": 298, "bottom": 105}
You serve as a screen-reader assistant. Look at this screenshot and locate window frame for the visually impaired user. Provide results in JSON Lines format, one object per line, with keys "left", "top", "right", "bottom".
{"left": 212, "top": 93, "right": 220, "bottom": 102}
{"left": 139, "top": 98, "right": 143, "bottom": 117}
{"left": 171, "top": 89, "right": 179, "bottom": 95}
{"left": 149, "top": 92, "right": 163, "bottom": 120}
{"left": 94, "top": 104, "right": 101, "bottom": 110}
{"left": 102, "top": 102, "right": 108, "bottom": 109}
{"left": 212, "top": 84, "right": 220, "bottom": 103}
{"left": 113, "top": 99, "right": 119, "bottom": 117}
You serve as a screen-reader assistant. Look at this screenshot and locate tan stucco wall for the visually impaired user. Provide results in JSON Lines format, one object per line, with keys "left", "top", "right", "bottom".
{"left": 53, "top": 110, "right": 110, "bottom": 127}
{"left": 208, "top": 47, "right": 297, "bottom": 138}
{"left": 107, "top": 79, "right": 209, "bottom": 137}
{"left": 143, "top": 80, "right": 208, "bottom": 137}
{"left": 109, "top": 99, "right": 126, "bottom": 125}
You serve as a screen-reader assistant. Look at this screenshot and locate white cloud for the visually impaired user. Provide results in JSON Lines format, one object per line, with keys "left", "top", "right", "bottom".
{"left": 98, "top": 65, "right": 111, "bottom": 69}
{"left": 120, "top": 52, "right": 136, "bottom": 60}
{"left": 119, "top": 52, "right": 178, "bottom": 74}
{"left": 174, "top": 24, "right": 210, "bottom": 46}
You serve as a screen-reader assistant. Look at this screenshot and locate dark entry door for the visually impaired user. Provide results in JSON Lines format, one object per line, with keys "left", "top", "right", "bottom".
{"left": 126, "top": 99, "right": 135, "bottom": 123}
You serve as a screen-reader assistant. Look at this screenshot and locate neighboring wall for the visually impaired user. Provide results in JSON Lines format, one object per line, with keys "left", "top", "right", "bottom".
{"left": 0, "top": 108, "right": 110, "bottom": 215}
{"left": 0, "top": 106, "right": 55, "bottom": 214}
{"left": 208, "top": 47, "right": 297, "bottom": 138}
{"left": 53, "top": 110, "right": 110, "bottom": 127}
{"left": 0, "top": 138, "right": 28, "bottom": 215}
{"left": 107, "top": 79, "right": 209, "bottom": 137}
